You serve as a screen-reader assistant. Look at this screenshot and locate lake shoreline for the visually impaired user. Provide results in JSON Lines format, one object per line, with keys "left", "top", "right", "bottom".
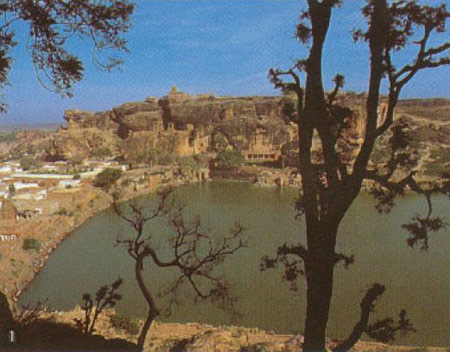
{"left": 11, "top": 166, "right": 431, "bottom": 302}
{"left": 3, "top": 168, "right": 206, "bottom": 304}
{"left": 9, "top": 168, "right": 448, "bottom": 349}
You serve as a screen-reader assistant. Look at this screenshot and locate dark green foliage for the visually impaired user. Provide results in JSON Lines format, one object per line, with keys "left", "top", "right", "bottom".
{"left": 8, "top": 184, "right": 15, "bottom": 194}
{"left": 55, "top": 208, "right": 66, "bottom": 215}
{"left": 214, "top": 150, "right": 244, "bottom": 169}
{"left": 75, "top": 279, "right": 123, "bottom": 335}
{"left": 92, "top": 147, "right": 112, "bottom": 159}
{"left": 94, "top": 168, "right": 123, "bottom": 191}
{"left": 176, "top": 156, "right": 201, "bottom": 174}
{"left": 54, "top": 208, "right": 73, "bottom": 216}
{"left": 22, "top": 238, "right": 41, "bottom": 251}
{"left": 20, "top": 156, "right": 38, "bottom": 171}
{"left": 138, "top": 148, "right": 175, "bottom": 166}
{"left": 211, "top": 133, "right": 230, "bottom": 151}
{"left": 0, "top": 0, "right": 134, "bottom": 107}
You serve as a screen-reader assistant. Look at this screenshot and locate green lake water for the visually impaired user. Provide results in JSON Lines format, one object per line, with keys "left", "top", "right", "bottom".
{"left": 20, "top": 181, "right": 450, "bottom": 346}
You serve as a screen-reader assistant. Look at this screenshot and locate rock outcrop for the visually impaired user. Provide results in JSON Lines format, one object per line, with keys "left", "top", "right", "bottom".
{"left": 44, "top": 88, "right": 450, "bottom": 179}
{"left": 45, "top": 127, "right": 121, "bottom": 161}
{"left": 45, "top": 88, "right": 289, "bottom": 162}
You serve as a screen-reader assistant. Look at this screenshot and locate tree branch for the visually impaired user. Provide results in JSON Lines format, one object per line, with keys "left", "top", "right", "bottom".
{"left": 333, "top": 283, "right": 385, "bottom": 352}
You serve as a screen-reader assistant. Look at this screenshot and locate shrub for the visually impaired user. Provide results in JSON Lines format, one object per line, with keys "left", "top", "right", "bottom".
{"left": 55, "top": 208, "right": 68, "bottom": 216}
{"left": 20, "top": 156, "right": 38, "bottom": 171}
{"left": 75, "top": 279, "right": 123, "bottom": 335}
{"left": 94, "top": 168, "right": 123, "bottom": 192}
{"left": 214, "top": 150, "right": 244, "bottom": 169}
{"left": 22, "top": 238, "right": 41, "bottom": 251}
{"left": 73, "top": 174, "right": 81, "bottom": 180}
{"left": 138, "top": 148, "right": 175, "bottom": 166}
{"left": 110, "top": 315, "right": 140, "bottom": 335}
{"left": 121, "top": 178, "right": 131, "bottom": 187}
{"left": 92, "top": 146, "right": 112, "bottom": 159}
{"left": 176, "top": 156, "right": 200, "bottom": 173}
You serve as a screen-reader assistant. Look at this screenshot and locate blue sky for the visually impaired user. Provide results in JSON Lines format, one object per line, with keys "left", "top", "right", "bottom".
{"left": 1, "top": 0, "right": 449, "bottom": 124}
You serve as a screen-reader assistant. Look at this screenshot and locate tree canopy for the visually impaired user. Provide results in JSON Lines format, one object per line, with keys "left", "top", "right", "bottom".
{"left": 94, "top": 167, "right": 123, "bottom": 192}
{"left": 264, "top": 1, "right": 450, "bottom": 351}
{"left": 0, "top": 0, "right": 134, "bottom": 110}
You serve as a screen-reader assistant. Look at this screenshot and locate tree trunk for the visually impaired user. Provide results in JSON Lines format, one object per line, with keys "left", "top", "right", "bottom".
{"left": 135, "top": 257, "right": 159, "bottom": 351}
{"left": 302, "top": 222, "right": 337, "bottom": 352}
{"left": 303, "top": 258, "right": 335, "bottom": 352}
{"left": 137, "top": 309, "right": 157, "bottom": 351}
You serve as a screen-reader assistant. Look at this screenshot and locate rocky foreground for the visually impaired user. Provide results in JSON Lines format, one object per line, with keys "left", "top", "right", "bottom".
{"left": 8, "top": 307, "right": 448, "bottom": 352}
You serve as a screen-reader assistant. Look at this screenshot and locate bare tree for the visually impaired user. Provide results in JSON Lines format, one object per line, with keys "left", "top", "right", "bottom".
{"left": 113, "top": 188, "right": 246, "bottom": 351}
{"left": 262, "top": 1, "right": 450, "bottom": 351}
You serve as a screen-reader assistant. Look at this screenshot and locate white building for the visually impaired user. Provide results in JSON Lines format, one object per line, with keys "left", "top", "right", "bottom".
{"left": 42, "top": 164, "right": 59, "bottom": 171}
{"left": 0, "top": 165, "right": 13, "bottom": 174}
{"left": 13, "top": 182, "right": 39, "bottom": 190}
{"left": 0, "top": 234, "right": 17, "bottom": 241}
{"left": 58, "top": 179, "right": 81, "bottom": 188}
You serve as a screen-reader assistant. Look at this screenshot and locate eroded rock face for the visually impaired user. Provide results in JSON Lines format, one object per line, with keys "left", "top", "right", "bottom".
{"left": 45, "top": 128, "right": 120, "bottom": 161}
{"left": 64, "top": 110, "right": 119, "bottom": 131}
{"left": 45, "top": 90, "right": 287, "bottom": 161}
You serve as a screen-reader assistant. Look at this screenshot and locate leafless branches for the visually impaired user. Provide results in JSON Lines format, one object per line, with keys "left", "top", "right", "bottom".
{"left": 113, "top": 187, "right": 247, "bottom": 350}
{"left": 12, "top": 300, "right": 49, "bottom": 328}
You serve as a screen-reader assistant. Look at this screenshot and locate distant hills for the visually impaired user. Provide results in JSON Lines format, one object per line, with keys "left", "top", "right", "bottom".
{"left": 0, "top": 122, "right": 61, "bottom": 132}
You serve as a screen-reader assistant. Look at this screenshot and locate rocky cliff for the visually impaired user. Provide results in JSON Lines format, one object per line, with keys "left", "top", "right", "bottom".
{"left": 45, "top": 87, "right": 288, "bottom": 162}
{"left": 42, "top": 88, "right": 450, "bottom": 178}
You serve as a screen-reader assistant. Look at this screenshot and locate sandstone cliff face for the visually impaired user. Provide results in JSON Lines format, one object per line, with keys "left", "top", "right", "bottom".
{"left": 45, "top": 128, "right": 120, "bottom": 161}
{"left": 45, "top": 89, "right": 450, "bottom": 178}
{"left": 46, "top": 89, "right": 287, "bottom": 161}
{"left": 64, "top": 110, "right": 118, "bottom": 131}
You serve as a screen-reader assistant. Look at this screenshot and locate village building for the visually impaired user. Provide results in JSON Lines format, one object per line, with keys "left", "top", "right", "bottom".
{"left": 0, "top": 165, "right": 13, "bottom": 174}
{"left": 41, "top": 164, "right": 59, "bottom": 172}
{"left": 242, "top": 129, "right": 282, "bottom": 162}
{"left": 15, "top": 203, "right": 44, "bottom": 219}
{"left": 11, "top": 189, "right": 47, "bottom": 201}
{"left": 0, "top": 234, "right": 17, "bottom": 242}
{"left": 58, "top": 179, "right": 81, "bottom": 189}
{"left": 13, "top": 182, "right": 39, "bottom": 190}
